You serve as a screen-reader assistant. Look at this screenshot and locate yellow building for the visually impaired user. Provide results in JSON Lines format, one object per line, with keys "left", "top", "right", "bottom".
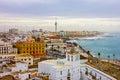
{"left": 15, "top": 53, "right": 33, "bottom": 65}
{"left": 14, "top": 41, "right": 46, "bottom": 57}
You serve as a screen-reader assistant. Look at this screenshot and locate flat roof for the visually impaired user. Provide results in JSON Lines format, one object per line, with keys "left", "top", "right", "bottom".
{"left": 39, "top": 59, "right": 71, "bottom": 68}
{"left": 15, "top": 53, "right": 33, "bottom": 58}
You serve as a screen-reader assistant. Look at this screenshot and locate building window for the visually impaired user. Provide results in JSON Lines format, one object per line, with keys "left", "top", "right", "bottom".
{"left": 60, "top": 71, "right": 62, "bottom": 75}
{"left": 24, "top": 59, "right": 27, "bottom": 61}
{"left": 85, "top": 68, "right": 88, "bottom": 75}
{"left": 95, "top": 73, "right": 97, "bottom": 77}
{"left": 99, "top": 76, "right": 101, "bottom": 80}
{"left": 29, "top": 58, "right": 31, "bottom": 60}
{"left": 71, "top": 56, "right": 73, "bottom": 61}
{"left": 68, "top": 55, "right": 70, "bottom": 61}
{"left": 68, "top": 69, "right": 70, "bottom": 73}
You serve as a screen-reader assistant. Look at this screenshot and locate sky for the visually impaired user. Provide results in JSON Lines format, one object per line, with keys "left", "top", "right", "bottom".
{"left": 0, "top": 0, "right": 120, "bottom": 32}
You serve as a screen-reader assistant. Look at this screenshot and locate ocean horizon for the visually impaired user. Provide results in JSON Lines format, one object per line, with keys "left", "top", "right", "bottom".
{"left": 69, "top": 32, "right": 120, "bottom": 60}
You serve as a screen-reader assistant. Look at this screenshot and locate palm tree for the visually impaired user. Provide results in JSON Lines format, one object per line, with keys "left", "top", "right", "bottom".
{"left": 112, "top": 54, "right": 116, "bottom": 65}
{"left": 113, "top": 54, "right": 115, "bottom": 61}
{"left": 87, "top": 51, "right": 90, "bottom": 55}
{"left": 107, "top": 55, "right": 111, "bottom": 66}
{"left": 98, "top": 52, "right": 101, "bottom": 63}
{"left": 108, "top": 55, "right": 110, "bottom": 62}
{"left": 87, "top": 51, "right": 91, "bottom": 62}
{"left": 98, "top": 52, "right": 101, "bottom": 59}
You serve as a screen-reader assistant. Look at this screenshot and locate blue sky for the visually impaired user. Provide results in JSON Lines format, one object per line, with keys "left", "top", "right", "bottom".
{"left": 0, "top": 0, "right": 120, "bottom": 32}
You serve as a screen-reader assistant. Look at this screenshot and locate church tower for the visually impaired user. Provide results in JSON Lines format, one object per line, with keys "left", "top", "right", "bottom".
{"left": 66, "top": 46, "right": 80, "bottom": 62}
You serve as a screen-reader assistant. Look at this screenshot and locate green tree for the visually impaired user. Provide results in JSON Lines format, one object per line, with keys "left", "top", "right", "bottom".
{"left": 113, "top": 54, "right": 115, "bottom": 61}
{"left": 87, "top": 51, "right": 90, "bottom": 55}
{"left": 87, "top": 51, "right": 91, "bottom": 62}
{"left": 63, "top": 47, "right": 66, "bottom": 54}
{"left": 52, "top": 45, "right": 54, "bottom": 52}
{"left": 108, "top": 55, "right": 110, "bottom": 63}
{"left": 98, "top": 52, "right": 101, "bottom": 59}
{"left": 36, "top": 37, "right": 40, "bottom": 42}
{"left": 98, "top": 52, "right": 101, "bottom": 63}
{"left": 57, "top": 46, "right": 60, "bottom": 51}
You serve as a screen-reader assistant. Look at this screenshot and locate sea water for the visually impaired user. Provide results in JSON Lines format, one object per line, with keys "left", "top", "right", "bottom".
{"left": 70, "top": 33, "right": 120, "bottom": 60}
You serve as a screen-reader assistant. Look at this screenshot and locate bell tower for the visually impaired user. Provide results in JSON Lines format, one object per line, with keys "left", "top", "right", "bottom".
{"left": 66, "top": 46, "right": 80, "bottom": 62}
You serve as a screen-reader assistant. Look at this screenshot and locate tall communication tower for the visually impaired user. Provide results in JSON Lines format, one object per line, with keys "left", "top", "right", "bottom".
{"left": 55, "top": 19, "right": 57, "bottom": 32}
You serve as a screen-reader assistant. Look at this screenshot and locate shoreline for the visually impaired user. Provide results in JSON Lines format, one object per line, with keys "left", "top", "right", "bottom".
{"left": 78, "top": 34, "right": 105, "bottom": 40}
{"left": 67, "top": 32, "right": 120, "bottom": 60}
{"left": 69, "top": 32, "right": 107, "bottom": 40}
{"left": 68, "top": 33, "right": 120, "bottom": 67}
{"left": 67, "top": 32, "right": 106, "bottom": 54}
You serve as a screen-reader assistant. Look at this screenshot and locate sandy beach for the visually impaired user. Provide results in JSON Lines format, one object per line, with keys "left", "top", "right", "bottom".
{"left": 78, "top": 33, "right": 107, "bottom": 40}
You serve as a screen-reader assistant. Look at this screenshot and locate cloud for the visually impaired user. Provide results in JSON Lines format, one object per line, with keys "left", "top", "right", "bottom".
{"left": 0, "top": 16, "right": 120, "bottom": 26}
{"left": 83, "top": 0, "right": 120, "bottom": 4}
{"left": 84, "top": 0, "right": 119, "bottom": 2}
{"left": 0, "top": 0, "right": 120, "bottom": 18}
{"left": 0, "top": 0, "right": 57, "bottom": 4}
{"left": 0, "top": 16, "right": 120, "bottom": 32}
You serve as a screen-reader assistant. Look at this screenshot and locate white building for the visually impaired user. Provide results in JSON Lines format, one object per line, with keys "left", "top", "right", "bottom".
{"left": 80, "top": 64, "right": 117, "bottom": 80}
{"left": 9, "top": 28, "right": 19, "bottom": 34}
{"left": 0, "top": 61, "right": 28, "bottom": 78}
{"left": 38, "top": 47, "right": 81, "bottom": 80}
{"left": 18, "top": 72, "right": 31, "bottom": 80}
{"left": 10, "top": 62, "right": 28, "bottom": 72}
{"left": 0, "top": 41, "right": 17, "bottom": 54}
{"left": 38, "top": 47, "right": 117, "bottom": 80}
{"left": 15, "top": 53, "right": 34, "bottom": 65}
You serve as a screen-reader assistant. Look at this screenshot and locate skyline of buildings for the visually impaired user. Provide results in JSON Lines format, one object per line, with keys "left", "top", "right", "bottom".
{"left": 0, "top": 0, "right": 120, "bottom": 32}
{"left": 0, "top": 27, "right": 119, "bottom": 80}
{"left": 0, "top": 17, "right": 120, "bottom": 32}
{"left": 0, "top": 0, "right": 120, "bottom": 80}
